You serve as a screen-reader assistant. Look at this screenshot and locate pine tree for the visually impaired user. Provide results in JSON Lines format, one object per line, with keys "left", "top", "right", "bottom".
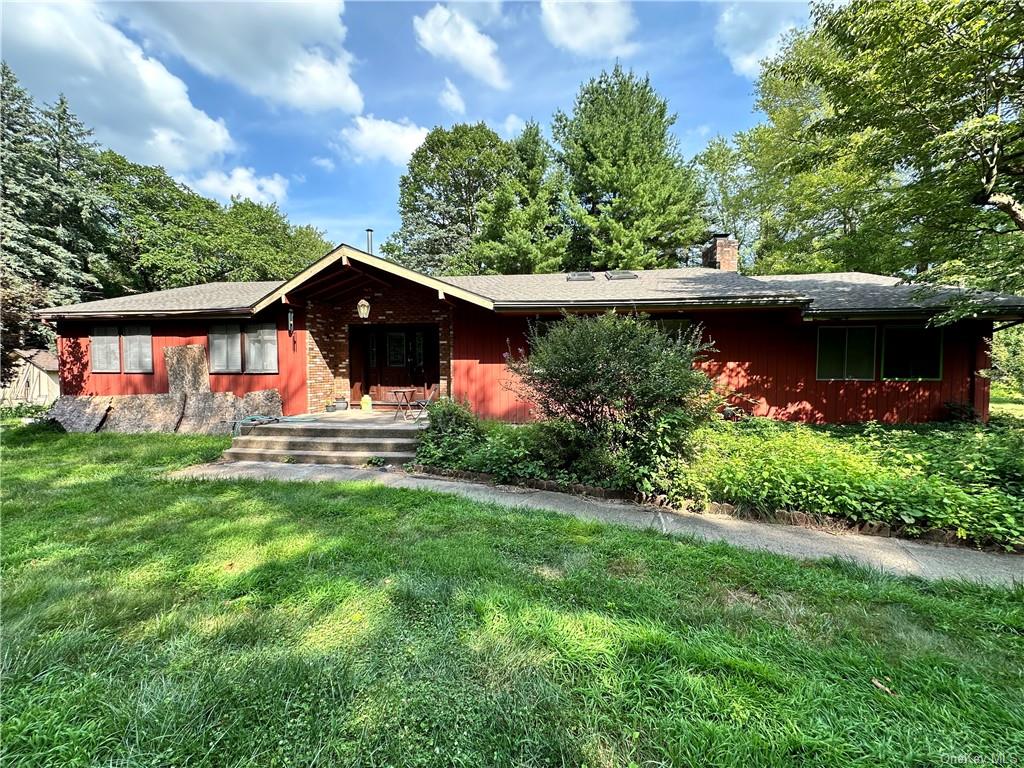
{"left": 472, "top": 122, "right": 568, "bottom": 274}
{"left": 553, "top": 65, "right": 706, "bottom": 271}
{"left": 39, "top": 94, "right": 109, "bottom": 292}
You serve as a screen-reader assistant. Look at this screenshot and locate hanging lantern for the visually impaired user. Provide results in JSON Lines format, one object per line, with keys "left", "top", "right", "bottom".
{"left": 357, "top": 298, "right": 370, "bottom": 319}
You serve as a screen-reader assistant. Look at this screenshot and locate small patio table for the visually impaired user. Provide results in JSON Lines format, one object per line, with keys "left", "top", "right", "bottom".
{"left": 390, "top": 388, "right": 419, "bottom": 421}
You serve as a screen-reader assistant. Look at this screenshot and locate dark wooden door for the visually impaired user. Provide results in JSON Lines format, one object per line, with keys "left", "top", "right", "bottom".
{"left": 349, "top": 324, "right": 439, "bottom": 403}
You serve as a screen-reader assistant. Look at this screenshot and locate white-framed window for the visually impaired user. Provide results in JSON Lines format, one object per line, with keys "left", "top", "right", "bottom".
{"left": 209, "top": 324, "right": 242, "bottom": 373}
{"left": 91, "top": 326, "right": 121, "bottom": 373}
{"left": 245, "top": 323, "right": 278, "bottom": 373}
{"left": 123, "top": 325, "right": 153, "bottom": 373}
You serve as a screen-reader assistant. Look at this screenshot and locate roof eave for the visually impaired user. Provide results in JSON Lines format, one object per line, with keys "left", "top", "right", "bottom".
{"left": 38, "top": 307, "right": 256, "bottom": 321}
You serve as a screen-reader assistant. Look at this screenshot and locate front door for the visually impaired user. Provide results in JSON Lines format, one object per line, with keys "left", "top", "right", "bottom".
{"left": 349, "top": 324, "right": 439, "bottom": 403}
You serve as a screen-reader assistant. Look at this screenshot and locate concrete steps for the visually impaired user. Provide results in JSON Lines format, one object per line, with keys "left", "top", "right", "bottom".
{"left": 221, "top": 419, "right": 424, "bottom": 466}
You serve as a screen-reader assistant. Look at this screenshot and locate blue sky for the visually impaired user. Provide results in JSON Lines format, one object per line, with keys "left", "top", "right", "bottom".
{"left": 4, "top": 1, "right": 809, "bottom": 247}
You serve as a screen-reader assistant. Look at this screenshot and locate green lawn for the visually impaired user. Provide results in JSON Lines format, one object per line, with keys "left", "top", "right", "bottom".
{"left": 992, "top": 384, "right": 1024, "bottom": 418}
{"left": 2, "top": 424, "right": 1023, "bottom": 767}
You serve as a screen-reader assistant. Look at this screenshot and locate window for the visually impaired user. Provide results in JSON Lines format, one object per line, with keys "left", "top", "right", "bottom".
{"left": 91, "top": 326, "right": 120, "bottom": 372}
{"left": 816, "top": 327, "right": 876, "bottom": 380}
{"left": 656, "top": 318, "right": 692, "bottom": 339}
{"left": 882, "top": 327, "right": 943, "bottom": 380}
{"left": 414, "top": 332, "right": 424, "bottom": 367}
{"left": 245, "top": 323, "right": 278, "bottom": 373}
{"left": 209, "top": 324, "right": 242, "bottom": 373}
{"left": 123, "top": 325, "right": 153, "bottom": 372}
{"left": 387, "top": 332, "right": 406, "bottom": 367}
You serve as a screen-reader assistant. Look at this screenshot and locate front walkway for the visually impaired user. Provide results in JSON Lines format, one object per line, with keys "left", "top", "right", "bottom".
{"left": 172, "top": 461, "right": 1023, "bottom": 587}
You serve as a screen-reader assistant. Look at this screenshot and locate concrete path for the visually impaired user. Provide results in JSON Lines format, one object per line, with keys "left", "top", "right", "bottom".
{"left": 172, "top": 461, "right": 1023, "bottom": 588}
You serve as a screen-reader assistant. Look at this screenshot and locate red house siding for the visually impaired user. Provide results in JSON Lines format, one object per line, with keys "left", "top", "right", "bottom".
{"left": 698, "top": 312, "right": 991, "bottom": 424}
{"left": 56, "top": 306, "right": 309, "bottom": 415}
{"left": 449, "top": 307, "right": 990, "bottom": 424}
{"left": 452, "top": 304, "right": 532, "bottom": 421}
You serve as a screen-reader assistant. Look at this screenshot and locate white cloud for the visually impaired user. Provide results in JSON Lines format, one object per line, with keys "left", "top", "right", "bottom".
{"left": 339, "top": 115, "right": 429, "bottom": 166}
{"left": 539, "top": 0, "right": 638, "bottom": 58}
{"left": 2, "top": 2, "right": 232, "bottom": 172}
{"left": 439, "top": 78, "right": 467, "bottom": 115}
{"left": 120, "top": 1, "right": 363, "bottom": 113}
{"left": 185, "top": 167, "right": 289, "bottom": 204}
{"left": 312, "top": 156, "right": 337, "bottom": 172}
{"left": 455, "top": 0, "right": 504, "bottom": 27}
{"left": 414, "top": 5, "right": 509, "bottom": 90}
{"left": 501, "top": 113, "right": 525, "bottom": 137}
{"left": 714, "top": 3, "right": 808, "bottom": 79}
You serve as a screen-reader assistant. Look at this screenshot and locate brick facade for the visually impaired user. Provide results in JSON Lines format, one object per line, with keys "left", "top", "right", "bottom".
{"left": 304, "top": 281, "right": 453, "bottom": 413}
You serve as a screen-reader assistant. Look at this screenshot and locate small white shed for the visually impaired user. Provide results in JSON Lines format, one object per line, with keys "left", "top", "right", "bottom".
{"left": 1, "top": 349, "right": 60, "bottom": 406}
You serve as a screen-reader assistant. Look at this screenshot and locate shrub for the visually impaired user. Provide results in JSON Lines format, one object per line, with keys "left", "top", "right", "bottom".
{"left": 505, "top": 312, "right": 720, "bottom": 490}
{"left": 673, "top": 419, "right": 1024, "bottom": 548}
{"left": 416, "top": 399, "right": 484, "bottom": 467}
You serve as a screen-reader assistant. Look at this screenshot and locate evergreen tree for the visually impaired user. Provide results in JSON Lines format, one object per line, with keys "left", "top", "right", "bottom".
{"left": 472, "top": 122, "right": 568, "bottom": 274}
{"left": 38, "top": 94, "right": 109, "bottom": 290}
{"left": 553, "top": 65, "right": 706, "bottom": 271}
{"left": 382, "top": 123, "right": 512, "bottom": 275}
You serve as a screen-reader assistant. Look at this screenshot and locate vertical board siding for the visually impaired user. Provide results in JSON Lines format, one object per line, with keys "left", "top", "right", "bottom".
{"left": 450, "top": 307, "right": 989, "bottom": 424}
{"left": 56, "top": 306, "right": 308, "bottom": 415}
{"left": 452, "top": 305, "right": 532, "bottom": 421}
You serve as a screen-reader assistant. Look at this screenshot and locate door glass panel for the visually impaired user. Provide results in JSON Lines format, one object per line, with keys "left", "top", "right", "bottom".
{"left": 387, "top": 332, "right": 406, "bottom": 367}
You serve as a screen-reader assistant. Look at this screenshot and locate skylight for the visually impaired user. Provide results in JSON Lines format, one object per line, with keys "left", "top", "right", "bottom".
{"left": 605, "top": 270, "right": 638, "bottom": 280}
{"left": 567, "top": 272, "right": 595, "bottom": 281}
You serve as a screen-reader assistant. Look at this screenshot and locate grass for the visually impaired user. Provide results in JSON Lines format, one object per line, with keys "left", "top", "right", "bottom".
{"left": 992, "top": 384, "right": 1024, "bottom": 418}
{"left": 2, "top": 423, "right": 1023, "bottom": 767}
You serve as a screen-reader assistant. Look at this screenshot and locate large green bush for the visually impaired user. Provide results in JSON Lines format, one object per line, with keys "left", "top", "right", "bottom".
{"left": 505, "top": 312, "right": 719, "bottom": 490}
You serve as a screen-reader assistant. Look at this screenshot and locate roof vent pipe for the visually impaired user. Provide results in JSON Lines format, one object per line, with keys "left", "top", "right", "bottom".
{"left": 366, "top": 228, "right": 374, "bottom": 255}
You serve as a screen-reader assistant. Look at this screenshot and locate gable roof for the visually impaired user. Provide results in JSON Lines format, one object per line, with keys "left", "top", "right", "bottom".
{"left": 37, "top": 244, "right": 1024, "bottom": 320}
{"left": 15, "top": 348, "right": 59, "bottom": 372}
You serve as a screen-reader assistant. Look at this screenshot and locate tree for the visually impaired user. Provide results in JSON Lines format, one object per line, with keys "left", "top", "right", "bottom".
{"left": 787, "top": 0, "right": 1024, "bottom": 293}
{"left": 0, "top": 65, "right": 100, "bottom": 379}
{"left": 471, "top": 122, "right": 568, "bottom": 274}
{"left": 553, "top": 65, "right": 706, "bottom": 271}
{"left": 99, "top": 152, "right": 331, "bottom": 291}
{"left": 693, "top": 136, "right": 755, "bottom": 261}
{"left": 382, "top": 123, "right": 512, "bottom": 275}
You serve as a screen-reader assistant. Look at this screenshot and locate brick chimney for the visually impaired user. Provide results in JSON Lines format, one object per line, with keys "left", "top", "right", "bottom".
{"left": 701, "top": 234, "right": 739, "bottom": 272}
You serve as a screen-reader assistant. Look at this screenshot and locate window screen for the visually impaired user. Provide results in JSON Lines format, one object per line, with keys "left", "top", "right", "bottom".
{"left": 91, "top": 326, "right": 120, "bottom": 373}
{"left": 816, "top": 327, "right": 875, "bottom": 380}
{"left": 123, "top": 326, "right": 153, "bottom": 372}
{"left": 245, "top": 323, "right": 278, "bottom": 373}
{"left": 210, "top": 324, "right": 242, "bottom": 373}
{"left": 882, "top": 327, "right": 943, "bottom": 380}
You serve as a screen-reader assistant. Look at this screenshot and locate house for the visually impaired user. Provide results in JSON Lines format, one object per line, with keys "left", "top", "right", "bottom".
{"left": 39, "top": 237, "right": 1024, "bottom": 424}
{"left": 0, "top": 349, "right": 61, "bottom": 407}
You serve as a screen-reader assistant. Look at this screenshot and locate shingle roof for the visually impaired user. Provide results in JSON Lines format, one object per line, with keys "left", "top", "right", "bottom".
{"left": 439, "top": 268, "right": 806, "bottom": 308}
{"left": 39, "top": 281, "right": 283, "bottom": 318}
{"left": 15, "top": 348, "right": 59, "bottom": 372}
{"left": 750, "top": 272, "right": 1024, "bottom": 315}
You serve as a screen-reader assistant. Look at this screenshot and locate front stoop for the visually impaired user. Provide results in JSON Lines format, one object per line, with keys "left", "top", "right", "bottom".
{"left": 222, "top": 420, "right": 424, "bottom": 466}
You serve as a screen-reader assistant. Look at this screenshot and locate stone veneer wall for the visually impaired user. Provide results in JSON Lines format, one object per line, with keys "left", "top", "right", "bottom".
{"left": 305, "top": 282, "right": 453, "bottom": 413}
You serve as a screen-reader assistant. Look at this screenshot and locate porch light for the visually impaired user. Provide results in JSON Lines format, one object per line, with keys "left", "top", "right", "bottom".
{"left": 357, "top": 298, "right": 370, "bottom": 319}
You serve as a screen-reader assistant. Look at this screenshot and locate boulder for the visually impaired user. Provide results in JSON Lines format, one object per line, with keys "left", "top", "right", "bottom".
{"left": 177, "top": 392, "right": 239, "bottom": 435}
{"left": 240, "top": 389, "right": 283, "bottom": 419}
{"left": 101, "top": 393, "right": 186, "bottom": 433}
{"left": 46, "top": 396, "right": 111, "bottom": 433}
{"left": 164, "top": 344, "right": 210, "bottom": 393}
